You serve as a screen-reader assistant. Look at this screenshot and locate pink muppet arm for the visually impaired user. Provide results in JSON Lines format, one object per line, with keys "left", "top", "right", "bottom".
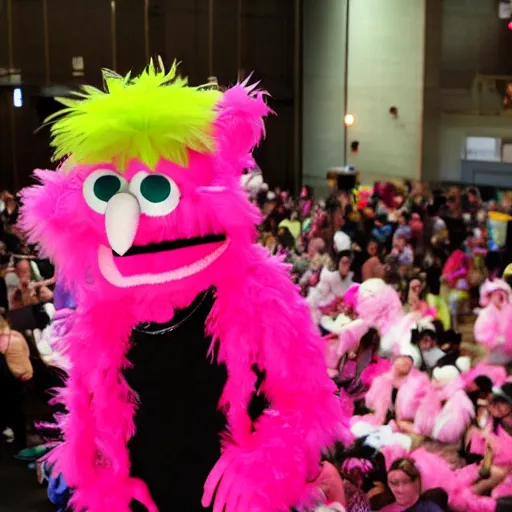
{"left": 203, "top": 250, "right": 352, "bottom": 512}
{"left": 48, "top": 306, "right": 156, "bottom": 512}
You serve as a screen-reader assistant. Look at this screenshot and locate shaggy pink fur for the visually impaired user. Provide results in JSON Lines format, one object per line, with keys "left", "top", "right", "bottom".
{"left": 20, "top": 83, "right": 350, "bottom": 511}
{"left": 342, "top": 284, "right": 359, "bottom": 310}
{"left": 356, "top": 279, "right": 402, "bottom": 336}
{"left": 362, "top": 368, "right": 431, "bottom": 425}
{"left": 359, "top": 357, "right": 391, "bottom": 388}
{"left": 462, "top": 363, "right": 507, "bottom": 388}
{"left": 430, "top": 389, "right": 475, "bottom": 444}
{"left": 336, "top": 319, "right": 369, "bottom": 358}
{"left": 474, "top": 302, "right": 512, "bottom": 355}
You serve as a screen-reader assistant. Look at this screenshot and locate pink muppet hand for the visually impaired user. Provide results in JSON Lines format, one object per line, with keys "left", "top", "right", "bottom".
{"left": 70, "top": 475, "right": 157, "bottom": 512}
{"left": 201, "top": 412, "right": 317, "bottom": 512}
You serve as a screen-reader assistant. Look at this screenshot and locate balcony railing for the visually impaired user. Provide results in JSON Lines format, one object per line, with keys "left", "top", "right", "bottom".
{"left": 442, "top": 74, "right": 512, "bottom": 116}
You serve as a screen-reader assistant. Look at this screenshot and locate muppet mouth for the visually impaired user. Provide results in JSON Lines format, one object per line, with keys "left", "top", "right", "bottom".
{"left": 98, "top": 235, "right": 230, "bottom": 288}
{"left": 112, "top": 234, "right": 227, "bottom": 257}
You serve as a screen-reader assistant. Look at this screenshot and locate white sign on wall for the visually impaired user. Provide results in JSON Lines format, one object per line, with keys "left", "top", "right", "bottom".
{"left": 465, "top": 136, "right": 501, "bottom": 162}
{"left": 499, "top": 1, "right": 512, "bottom": 19}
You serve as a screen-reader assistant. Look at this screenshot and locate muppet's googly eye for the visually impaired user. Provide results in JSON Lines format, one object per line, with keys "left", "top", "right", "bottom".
{"left": 83, "top": 170, "right": 129, "bottom": 214}
{"left": 129, "top": 172, "right": 180, "bottom": 217}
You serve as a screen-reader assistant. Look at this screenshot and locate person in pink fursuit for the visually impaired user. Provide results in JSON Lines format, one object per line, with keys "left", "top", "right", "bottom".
{"left": 321, "top": 285, "right": 361, "bottom": 378}
{"left": 383, "top": 359, "right": 505, "bottom": 448}
{"left": 327, "top": 284, "right": 366, "bottom": 357}
{"left": 355, "top": 278, "right": 417, "bottom": 358}
{"left": 415, "top": 358, "right": 475, "bottom": 445}
{"left": 19, "top": 60, "right": 351, "bottom": 512}
{"left": 354, "top": 347, "right": 430, "bottom": 434}
{"left": 325, "top": 284, "right": 391, "bottom": 391}
{"left": 474, "top": 279, "right": 512, "bottom": 364}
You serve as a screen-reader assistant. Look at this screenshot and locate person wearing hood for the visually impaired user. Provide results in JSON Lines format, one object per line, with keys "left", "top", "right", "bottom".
{"left": 474, "top": 279, "right": 512, "bottom": 364}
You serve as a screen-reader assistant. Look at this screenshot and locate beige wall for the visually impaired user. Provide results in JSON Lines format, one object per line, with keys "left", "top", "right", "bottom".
{"left": 301, "top": 0, "right": 512, "bottom": 189}
{"left": 345, "top": 0, "right": 426, "bottom": 182}
{"left": 422, "top": 0, "right": 512, "bottom": 182}
{"left": 441, "top": 0, "right": 512, "bottom": 89}
{"left": 302, "top": 0, "right": 348, "bottom": 189}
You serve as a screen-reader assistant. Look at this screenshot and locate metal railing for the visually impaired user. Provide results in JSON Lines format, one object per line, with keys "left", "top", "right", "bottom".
{"left": 441, "top": 74, "right": 512, "bottom": 116}
{"left": 470, "top": 74, "right": 512, "bottom": 115}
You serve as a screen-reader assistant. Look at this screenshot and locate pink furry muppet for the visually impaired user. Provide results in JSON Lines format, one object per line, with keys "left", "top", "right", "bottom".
{"left": 19, "top": 60, "right": 350, "bottom": 511}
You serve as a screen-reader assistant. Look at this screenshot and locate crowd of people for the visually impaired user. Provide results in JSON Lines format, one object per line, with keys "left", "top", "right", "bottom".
{"left": 2, "top": 173, "right": 512, "bottom": 511}
{"left": 244, "top": 171, "right": 512, "bottom": 512}
{"left": 0, "top": 190, "right": 59, "bottom": 447}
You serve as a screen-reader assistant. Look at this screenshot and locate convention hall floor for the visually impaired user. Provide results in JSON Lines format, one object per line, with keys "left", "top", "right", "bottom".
{"left": 0, "top": 442, "right": 53, "bottom": 512}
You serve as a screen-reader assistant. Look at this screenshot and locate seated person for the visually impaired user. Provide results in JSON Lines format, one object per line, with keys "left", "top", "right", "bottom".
{"left": 9, "top": 258, "right": 53, "bottom": 310}
{"left": 437, "top": 329, "right": 461, "bottom": 359}
{"left": 403, "top": 275, "right": 437, "bottom": 320}
{"left": 311, "top": 460, "right": 346, "bottom": 511}
{"left": 0, "top": 316, "right": 33, "bottom": 382}
{"left": 425, "top": 264, "right": 450, "bottom": 331}
{"left": 440, "top": 248, "right": 470, "bottom": 330}
{"left": 467, "top": 383, "right": 512, "bottom": 498}
{"left": 393, "top": 211, "right": 412, "bottom": 244}
{"left": 361, "top": 239, "right": 385, "bottom": 282}
{"left": 391, "top": 235, "right": 414, "bottom": 268}
{"left": 356, "top": 349, "right": 428, "bottom": 430}
{"left": 372, "top": 214, "right": 393, "bottom": 245}
{"left": 307, "top": 251, "right": 354, "bottom": 324}
{"left": 0, "top": 316, "right": 33, "bottom": 450}
{"left": 411, "top": 323, "right": 445, "bottom": 373}
{"left": 377, "top": 458, "right": 446, "bottom": 511}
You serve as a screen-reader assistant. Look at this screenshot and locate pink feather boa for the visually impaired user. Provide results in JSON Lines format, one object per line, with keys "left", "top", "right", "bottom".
{"left": 42, "top": 251, "right": 354, "bottom": 512}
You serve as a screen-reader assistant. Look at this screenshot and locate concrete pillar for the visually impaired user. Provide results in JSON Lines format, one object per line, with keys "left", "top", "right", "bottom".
{"left": 421, "top": 0, "right": 443, "bottom": 182}
{"left": 345, "top": 0, "right": 427, "bottom": 183}
{"left": 302, "top": 0, "right": 348, "bottom": 190}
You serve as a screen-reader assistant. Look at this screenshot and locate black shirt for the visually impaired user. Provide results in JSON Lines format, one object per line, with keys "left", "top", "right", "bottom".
{"left": 125, "top": 290, "right": 227, "bottom": 512}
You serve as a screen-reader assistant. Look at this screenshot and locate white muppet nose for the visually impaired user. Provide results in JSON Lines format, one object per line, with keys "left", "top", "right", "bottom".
{"left": 105, "top": 192, "right": 141, "bottom": 256}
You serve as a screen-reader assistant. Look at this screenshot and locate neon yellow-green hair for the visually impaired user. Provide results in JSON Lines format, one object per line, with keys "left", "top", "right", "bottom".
{"left": 47, "top": 58, "right": 222, "bottom": 170}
